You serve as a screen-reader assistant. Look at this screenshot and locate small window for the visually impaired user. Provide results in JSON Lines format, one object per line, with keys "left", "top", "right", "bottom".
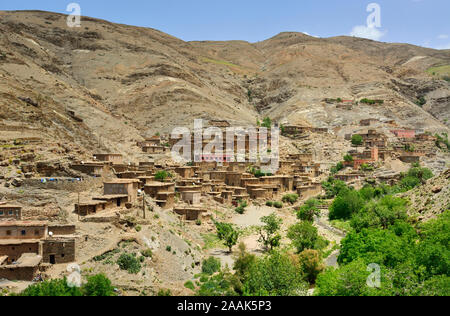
{"left": 8, "top": 211, "right": 13, "bottom": 215}
{"left": 34, "top": 230, "right": 40, "bottom": 236}
{"left": 6, "top": 230, "right": 11, "bottom": 236}
{"left": 21, "top": 230, "right": 26, "bottom": 236}
{"left": 0, "top": 211, "right": 4, "bottom": 216}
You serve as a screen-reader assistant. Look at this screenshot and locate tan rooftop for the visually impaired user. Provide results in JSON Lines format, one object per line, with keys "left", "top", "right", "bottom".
{"left": 0, "top": 221, "right": 47, "bottom": 227}
{"left": 104, "top": 179, "right": 141, "bottom": 184}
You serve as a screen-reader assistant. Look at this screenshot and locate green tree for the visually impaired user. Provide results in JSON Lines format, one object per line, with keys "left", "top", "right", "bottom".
{"left": 298, "top": 249, "right": 325, "bottom": 285}
{"left": 82, "top": 274, "right": 115, "bottom": 296}
{"left": 258, "top": 213, "right": 282, "bottom": 251}
{"left": 202, "top": 257, "right": 222, "bottom": 275}
{"left": 296, "top": 199, "right": 321, "bottom": 222}
{"left": 243, "top": 251, "right": 307, "bottom": 296}
{"left": 215, "top": 222, "right": 239, "bottom": 253}
{"left": 344, "top": 154, "right": 354, "bottom": 162}
{"left": 287, "top": 221, "right": 328, "bottom": 253}
{"left": 117, "top": 253, "right": 141, "bottom": 274}
{"left": 261, "top": 117, "right": 272, "bottom": 129}
{"left": 329, "top": 189, "right": 364, "bottom": 220}
{"left": 351, "top": 134, "right": 363, "bottom": 146}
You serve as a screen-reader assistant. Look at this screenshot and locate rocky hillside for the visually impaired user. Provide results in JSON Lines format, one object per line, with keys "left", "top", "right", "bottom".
{"left": 0, "top": 10, "right": 449, "bottom": 160}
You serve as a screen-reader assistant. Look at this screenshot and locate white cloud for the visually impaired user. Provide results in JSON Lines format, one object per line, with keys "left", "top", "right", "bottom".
{"left": 436, "top": 43, "right": 450, "bottom": 50}
{"left": 350, "top": 25, "right": 386, "bottom": 41}
{"left": 438, "top": 34, "right": 449, "bottom": 39}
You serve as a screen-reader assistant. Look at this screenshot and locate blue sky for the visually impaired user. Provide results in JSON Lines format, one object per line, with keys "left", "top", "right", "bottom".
{"left": 2, "top": 0, "right": 449, "bottom": 49}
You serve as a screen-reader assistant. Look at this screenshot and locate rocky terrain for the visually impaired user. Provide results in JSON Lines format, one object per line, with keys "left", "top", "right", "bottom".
{"left": 0, "top": 11, "right": 449, "bottom": 154}
{"left": 0, "top": 10, "right": 449, "bottom": 296}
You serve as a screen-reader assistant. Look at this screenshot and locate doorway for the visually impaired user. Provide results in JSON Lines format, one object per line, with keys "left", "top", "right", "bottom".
{"left": 49, "top": 255, "right": 56, "bottom": 264}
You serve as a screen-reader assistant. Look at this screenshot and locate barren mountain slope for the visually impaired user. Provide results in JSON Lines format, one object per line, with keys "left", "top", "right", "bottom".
{"left": 0, "top": 10, "right": 449, "bottom": 160}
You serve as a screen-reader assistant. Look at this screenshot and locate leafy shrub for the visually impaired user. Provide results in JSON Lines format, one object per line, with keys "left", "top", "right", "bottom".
{"left": 155, "top": 170, "right": 171, "bottom": 181}
{"left": 184, "top": 281, "right": 195, "bottom": 290}
{"left": 351, "top": 134, "right": 363, "bottom": 146}
{"left": 273, "top": 201, "right": 283, "bottom": 209}
{"left": 282, "top": 194, "right": 299, "bottom": 204}
{"left": 266, "top": 201, "right": 274, "bottom": 207}
{"left": 297, "top": 199, "right": 321, "bottom": 222}
{"left": 18, "top": 274, "right": 115, "bottom": 296}
{"left": 288, "top": 221, "right": 328, "bottom": 253}
{"left": 117, "top": 253, "right": 141, "bottom": 274}
{"left": 202, "top": 257, "right": 221, "bottom": 275}
{"left": 141, "top": 249, "right": 153, "bottom": 258}
{"left": 329, "top": 189, "right": 364, "bottom": 220}
{"left": 215, "top": 222, "right": 239, "bottom": 252}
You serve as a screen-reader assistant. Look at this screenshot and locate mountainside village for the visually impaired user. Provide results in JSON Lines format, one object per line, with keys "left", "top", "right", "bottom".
{"left": 1, "top": 111, "right": 448, "bottom": 293}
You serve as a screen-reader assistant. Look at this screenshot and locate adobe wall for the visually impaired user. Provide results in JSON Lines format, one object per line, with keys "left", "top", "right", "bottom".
{"left": 42, "top": 239, "right": 75, "bottom": 264}
{"left": 0, "top": 242, "right": 40, "bottom": 263}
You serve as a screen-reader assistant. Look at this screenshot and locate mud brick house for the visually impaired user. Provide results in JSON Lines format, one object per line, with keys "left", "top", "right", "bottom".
{"left": 94, "top": 195, "right": 130, "bottom": 208}
{"left": 155, "top": 192, "right": 175, "bottom": 209}
{"left": 0, "top": 253, "right": 42, "bottom": 281}
{"left": 0, "top": 221, "right": 76, "bottom": 280}
{"left": 297, "top": 184, "right": 323, "bottom": 199}
{"left": 174, "top": 207, "right": 207, "bottom": 221}
{"left": 360, "top": 119, "right": 379, "bottom": 126}
{"left": 0, "top": 240, "right": 40, "bottom": 264}
{"left": 225, "top": 172, "right": 242, "bottom": 187}
{"left": 137, "top": 136, "right": 161, "bottom": 148}
{"left": 70, "top": 162, "right": 109, "bottom": 177}
{"left": 42, "top": 237, "right": 75, "bottom": 264}
{"left": 174, "top": 167, "right": 195, "bottom": 179}
{"left": 359, "top": 130, "right": 388, "bottom": 148}
{"left": 138, "top": 176, "right": 156, "bottom": 186}
{"left": 144, "top": 182, "right": 176, "bottom": 198}
{"left": 248, "top": 187, "right": 269, "bottom": 200}
{"left": 74, "top": 200, "right": 109, "bottom": 216}
{"left": 181, "top": 191, "right": 202, "bottom": 205}
{"left": 391, "top": 129, "right": 416, "bottom": 139}
{"left": 142, "top": 145, "right": 166, "bottom": 154}
{"left": 0, "top": 204, "right": 22, "bottom": 221}
{"left": 103, "top": 179, "right": 140, "bottom": 202}
{"left": 94, "top": 153, "right": 124, "bottom": 165}
{"left": 0, "top": 221, "right": 48, "bottom": 240}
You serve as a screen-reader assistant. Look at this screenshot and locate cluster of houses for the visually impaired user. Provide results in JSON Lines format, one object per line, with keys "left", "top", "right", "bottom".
{"left": 0, "top": 202, "right": 76, "bottom": 281}
{"left": 337, "top": 127, "right": 439, "bottom": 184}
{"left": 70, "top": 146, "right": 325, "bottom": 223}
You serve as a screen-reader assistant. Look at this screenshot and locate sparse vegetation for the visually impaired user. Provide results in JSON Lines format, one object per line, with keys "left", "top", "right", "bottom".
{"left": 117, "top": 253, "right": 141, "bottom": 274}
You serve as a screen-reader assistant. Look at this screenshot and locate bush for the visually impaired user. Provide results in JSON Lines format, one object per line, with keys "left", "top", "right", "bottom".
{"left": 266, "top": 201, "right": 274, "bottom": 207}
{"left": 18, "top": 274, "right": 115, "bottom": 296}
{"left": 273, "top": 201, "right": 283, "bottom": 209}
{"left": 344, "top": 154, "right": 354, "bottom": 162}
{"left": 297, "top": 199, "right": 321, "bottom": 222}
{"left": 298, "top": 249, "right": 325, "bottom": 284}
{"left": 184, "top": 281, "right": 195, "bottom": 291}
{"left": 117, "top": 253, "right": 141, "bottom": 274}
{"left": 329, "top": 189, "right": 364, "bottom": 220}
{"left": 350, "top": 196, "right": 408, "bottom": 231}
{"left": 243, "top": 250, "right": 307, "bottom": 296}
{"left": 282, "top": 194, "right": 299, "bottom": 204}
{"left": 155, "top": 170, "right": 171, "bottom": 181}
{"left": 215, "top": 222, "right": 239, "bottom": 252}
{"left": 351, "top": 134, "right": 363, "bottom": 146}
{"left": 261, "top": 117, "right": 272, "bottom": 129}
{"left": 82, "top": 274, "right": 116, "bottom": 296}
{"left": 141, "top": 249, "right": 153, "bottom": 258}
{"left": 202, "top": 257, "right": 221, "bottom": 275}
{"left": 287, "top": 221, "right": 328, "bottom": 253}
